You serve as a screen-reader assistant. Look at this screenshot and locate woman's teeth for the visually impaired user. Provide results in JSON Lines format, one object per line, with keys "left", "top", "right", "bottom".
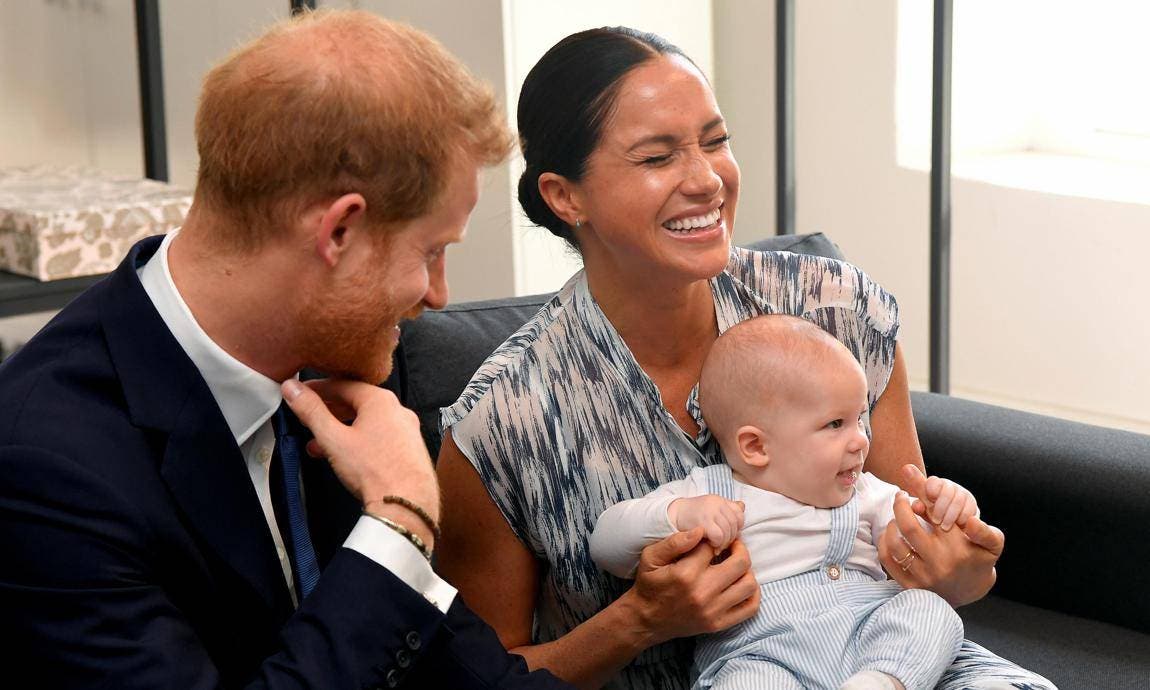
{"left": 663, "top": 207, "right": 721, "bottom": 232}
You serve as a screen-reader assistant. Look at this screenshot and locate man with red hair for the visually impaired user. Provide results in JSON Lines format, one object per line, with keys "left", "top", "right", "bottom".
{"left": 0, "top": 10, "right": 566, "bottom": 688}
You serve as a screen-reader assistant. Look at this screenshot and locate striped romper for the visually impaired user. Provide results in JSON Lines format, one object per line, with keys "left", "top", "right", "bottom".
{"left": 445, "top": 247, "right": 1056, "bottom": 690}
{"left": 688, "top": 464, "right": 963, "bottom": 690}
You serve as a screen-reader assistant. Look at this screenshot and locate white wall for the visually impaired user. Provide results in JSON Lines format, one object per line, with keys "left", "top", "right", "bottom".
{"left": 330, "top": 0, "right": 518, "bottom": 301}
{"left": 1, "top": 0, "right": 143, "bottom": 175}
{"left": 3, "top": 1, "right": 1146, "bottom": 434}
{"left": 711, "top": 0, "right": 775, "bottom": 248}
{"left": 712, "top": 0, "right": 1150, "bottom": 434}
{"left": 160, "top": 1, "right": 287, "bottom": 188}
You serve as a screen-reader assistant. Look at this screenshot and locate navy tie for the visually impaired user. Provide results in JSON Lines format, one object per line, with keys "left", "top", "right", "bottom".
{"left": 272, "top": 404, "right": 321, "bottom": 600}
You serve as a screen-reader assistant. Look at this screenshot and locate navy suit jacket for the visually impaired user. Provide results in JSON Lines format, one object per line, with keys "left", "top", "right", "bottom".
{"left": 0, "top": 236, "right": 568, "bottom": 689}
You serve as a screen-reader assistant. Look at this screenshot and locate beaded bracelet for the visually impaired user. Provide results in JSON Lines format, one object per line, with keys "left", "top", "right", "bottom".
{"left": 364, "top": 495, "right": 441, "bottom": 542}
{"left": 362, "top": 511, "right": 433, "bottom": 562}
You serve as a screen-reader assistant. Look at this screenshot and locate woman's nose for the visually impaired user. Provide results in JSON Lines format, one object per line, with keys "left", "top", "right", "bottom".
{"left": 680, "top": 151, "right": 723, "bottom": 197}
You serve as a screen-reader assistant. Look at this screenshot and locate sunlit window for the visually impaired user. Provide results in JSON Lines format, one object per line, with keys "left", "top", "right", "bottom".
{"left": 896, "top": 0, "right": 1150, "bottom": 201}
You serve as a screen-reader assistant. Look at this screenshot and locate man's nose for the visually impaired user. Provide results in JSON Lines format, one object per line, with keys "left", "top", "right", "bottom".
{"left": 422, "top": 262, "right": 449, "bottom": 311}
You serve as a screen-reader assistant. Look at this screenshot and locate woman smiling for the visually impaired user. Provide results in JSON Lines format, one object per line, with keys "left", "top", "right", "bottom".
{"left": 435, "top": 26, "right": 1051, "bottom": 690}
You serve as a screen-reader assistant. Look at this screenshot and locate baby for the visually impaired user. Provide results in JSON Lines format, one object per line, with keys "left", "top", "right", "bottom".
{"left": 590, "top": 315, "right": 979, "bottom": 690}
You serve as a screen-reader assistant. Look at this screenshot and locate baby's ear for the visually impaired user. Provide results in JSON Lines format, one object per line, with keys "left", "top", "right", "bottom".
{"left": 735, "top": 425, "right": 770, "bottom": 468}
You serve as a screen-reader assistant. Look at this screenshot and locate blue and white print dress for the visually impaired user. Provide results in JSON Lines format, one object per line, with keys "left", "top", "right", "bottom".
{"left": 442, "top": 247, "right": 1053, "bottom": 690}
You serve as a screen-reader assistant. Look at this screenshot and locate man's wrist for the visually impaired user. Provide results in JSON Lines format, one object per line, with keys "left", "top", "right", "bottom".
{"left": 365, "top": 495, "right": 441, "bottom": 541}
{"left": 364, "top": 503, "right": 437, "bottom": 552}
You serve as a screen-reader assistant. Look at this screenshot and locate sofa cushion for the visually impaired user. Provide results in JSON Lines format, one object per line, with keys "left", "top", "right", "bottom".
{"left": 912, "top": 391, "right": 1150, "bottom": 635}
{"left": 961, "top": 595, "right": 1150, "bottom": 688}
{"left": 394, "top": 232, "right": 845, "bottom": 457}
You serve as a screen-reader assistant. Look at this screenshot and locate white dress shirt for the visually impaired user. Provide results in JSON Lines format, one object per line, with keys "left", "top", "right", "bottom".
{"left": 138, "top": 230, "right": 455, "bottom": 612}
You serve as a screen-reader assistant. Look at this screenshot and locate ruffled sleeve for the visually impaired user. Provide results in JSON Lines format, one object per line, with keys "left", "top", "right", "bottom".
{"left": 718, "top": 246, "right": 901, "bottom": 411}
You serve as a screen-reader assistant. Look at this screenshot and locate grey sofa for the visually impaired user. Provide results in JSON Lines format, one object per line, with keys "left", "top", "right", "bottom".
{"left": 387, "top": 233, "right": 1150, "bottom": 688}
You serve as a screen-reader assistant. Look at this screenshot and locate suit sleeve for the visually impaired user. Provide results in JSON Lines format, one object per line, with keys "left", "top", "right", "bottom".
{"left": 0, "top": 446, "right": 569, "bottom": 689}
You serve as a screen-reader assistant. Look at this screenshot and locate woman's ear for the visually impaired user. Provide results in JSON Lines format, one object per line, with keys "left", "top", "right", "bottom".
{"left": 537, "top": 172, "right": 583, "bottom": 228}
{"left": 313, "top": 193, "right": 368, "bottom": 268}
{"left": 736, "top": 425, "right": 771, "bottom": 468}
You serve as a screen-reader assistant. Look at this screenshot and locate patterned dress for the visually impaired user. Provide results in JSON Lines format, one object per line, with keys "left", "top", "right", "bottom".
{"left": 443, "top": 247, "right": 1053, "bottom": 690}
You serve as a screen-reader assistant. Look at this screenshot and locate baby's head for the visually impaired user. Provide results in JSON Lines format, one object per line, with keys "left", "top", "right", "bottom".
{"left": 699, "top": 315, "right": 870, "bottom": 508}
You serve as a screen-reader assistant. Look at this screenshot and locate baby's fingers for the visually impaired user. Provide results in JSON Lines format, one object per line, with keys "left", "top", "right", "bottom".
{"left": 704, "top": 522, "right": 728, "bottom": 549}
{"left": 929, "top": 479, "right": 957, "bottom": 527}
{"left": 924, "top": 475, "right": 945, "bottom": 502}
{"left": 955, "top": 496, "right": 978, "bottom": 527}
{"left": 940, "top": 491, "right": 968, "bottom": 530}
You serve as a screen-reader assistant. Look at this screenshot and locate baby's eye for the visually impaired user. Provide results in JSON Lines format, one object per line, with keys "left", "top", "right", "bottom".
{"left": 826, "top": 419, "right": 843, "bottom": 429}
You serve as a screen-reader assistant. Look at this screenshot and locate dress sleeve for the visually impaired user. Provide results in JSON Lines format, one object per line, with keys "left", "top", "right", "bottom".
{"left": 438, "top": 298, "right": 568, "bottom": 555}
{"left": 441, "top": 391, "right": 537, "bottom": 553}
{"left": 728, "top": 247, "right": 901, "bottom": 412}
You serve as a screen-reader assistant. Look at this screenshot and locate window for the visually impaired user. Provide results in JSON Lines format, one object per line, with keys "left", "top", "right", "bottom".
{"left": 897, "top": 0, "right": 1150, "bottom": 203}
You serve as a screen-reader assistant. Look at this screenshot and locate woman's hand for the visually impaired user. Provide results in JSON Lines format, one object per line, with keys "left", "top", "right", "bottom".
{"left": 879, "top": 470, "right": 1004, "bottom": 606}
{"left": 623, "top": 528, "right": 760, "bottom": 646}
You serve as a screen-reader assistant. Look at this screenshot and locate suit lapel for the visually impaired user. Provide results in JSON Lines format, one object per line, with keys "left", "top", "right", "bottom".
{"left": 99, "top": 237, "right": 293, "bottom": 618}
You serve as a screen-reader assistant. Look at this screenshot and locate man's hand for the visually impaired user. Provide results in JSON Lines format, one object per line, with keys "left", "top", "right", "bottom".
{"left": 667, "top": 495, "right": 745, "bottom": 552}
{"left": 624, "top": 529, "right": 760, "bottom": 646}
{"left": 282, "top": 379, "right": 440, "bottom": 545}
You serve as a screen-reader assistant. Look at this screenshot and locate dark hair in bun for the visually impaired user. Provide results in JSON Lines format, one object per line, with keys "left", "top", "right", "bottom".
{"left": 516, "top": 27, "right": 689, "bottom": 247}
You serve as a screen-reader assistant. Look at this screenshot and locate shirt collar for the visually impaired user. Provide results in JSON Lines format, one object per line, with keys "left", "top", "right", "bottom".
{"left": 138, "top": 230, "right": 283, "bottom": 446}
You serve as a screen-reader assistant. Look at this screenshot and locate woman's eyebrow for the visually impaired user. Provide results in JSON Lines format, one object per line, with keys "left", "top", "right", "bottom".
{"left": 625, "top": 117, "right": 728, "bottom": 153}
{"left": 626, "top": 133, "right": 679, "bottom": 153}
{"left": 700, "top": 116, "right": 726, "bottom": 133}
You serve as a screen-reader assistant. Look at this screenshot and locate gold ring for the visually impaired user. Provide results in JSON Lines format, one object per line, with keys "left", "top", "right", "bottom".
{"left": 894, "top": 549, "right": 915, "bottom": 566}
{"left": 900, "top": 553, "right": 917, "bottom": 572}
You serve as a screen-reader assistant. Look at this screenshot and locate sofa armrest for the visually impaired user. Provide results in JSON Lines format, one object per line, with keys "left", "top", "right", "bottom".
{"left": 910, "top": 391, "right": 1150, "bottom": 634}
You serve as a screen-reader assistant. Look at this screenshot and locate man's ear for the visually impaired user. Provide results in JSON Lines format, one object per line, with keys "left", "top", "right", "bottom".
{"left": 736, "top": 425, "right": 771, "bottom": 468}
{"left": 314, "top": 193, "right": 368, "bottom": 268}
{"left": 537, "top": 172, "right": 583, "bottom": 228}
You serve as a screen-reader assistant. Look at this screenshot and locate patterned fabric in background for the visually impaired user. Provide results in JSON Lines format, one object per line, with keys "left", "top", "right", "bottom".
{"left": 0, "top": 166, "right": 190, "bottom": 281}
{"left": 443, "top": 247, "right": 899, "bottom": 690}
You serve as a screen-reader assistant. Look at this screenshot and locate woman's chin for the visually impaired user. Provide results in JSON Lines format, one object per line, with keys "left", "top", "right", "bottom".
{"left": 659, "top": 222, "right": 731, "bottom": 278}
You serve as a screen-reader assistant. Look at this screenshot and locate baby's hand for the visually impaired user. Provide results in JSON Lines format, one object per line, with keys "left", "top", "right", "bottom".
{"left": 921, "top": 476, "right": 978, "bottom": 531}
{"left": 667, "top": 495, "right": 745, "bottom": 552}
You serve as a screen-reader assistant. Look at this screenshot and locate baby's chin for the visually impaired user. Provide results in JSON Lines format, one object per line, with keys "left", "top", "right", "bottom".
{"left": 798, "top": 484, "right": 858, "bottom": 509}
